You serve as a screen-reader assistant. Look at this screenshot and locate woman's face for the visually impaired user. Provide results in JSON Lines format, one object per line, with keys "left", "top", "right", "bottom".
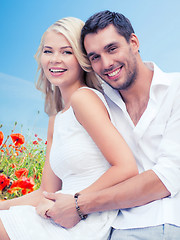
{"left": 41, "top": 30, "right": 84, "bottom": 90}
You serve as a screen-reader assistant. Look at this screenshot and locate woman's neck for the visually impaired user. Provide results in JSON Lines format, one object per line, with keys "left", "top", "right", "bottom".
{"left": 60, "top": 82, "right": 87, "bottom": 110}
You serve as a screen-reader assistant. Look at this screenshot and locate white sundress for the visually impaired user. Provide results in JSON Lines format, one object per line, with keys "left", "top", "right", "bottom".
{"left": 0, "top": 87, "right": 118, "bottom": 240}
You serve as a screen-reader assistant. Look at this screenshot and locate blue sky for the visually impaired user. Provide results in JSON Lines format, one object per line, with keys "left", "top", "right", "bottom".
{"left": 0, "top": 0, "right": 180, "bottom": 139}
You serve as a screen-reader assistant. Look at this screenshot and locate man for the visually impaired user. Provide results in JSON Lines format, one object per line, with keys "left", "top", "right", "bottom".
{"left": 44, "top": 10, "right": 180, "bottom": 239}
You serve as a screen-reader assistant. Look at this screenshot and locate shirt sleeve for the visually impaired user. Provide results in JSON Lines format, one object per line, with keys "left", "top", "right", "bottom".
{"left": 152, "top": 80, "right": 180, "bottom": 197}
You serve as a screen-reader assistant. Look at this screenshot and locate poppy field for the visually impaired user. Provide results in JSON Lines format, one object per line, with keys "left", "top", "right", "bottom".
{"left": 0, "top": 122, "right": 46, "bottom": 200}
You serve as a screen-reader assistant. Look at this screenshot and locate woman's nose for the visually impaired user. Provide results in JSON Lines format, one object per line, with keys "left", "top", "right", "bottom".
{"left": 50, "top": 53, "right": 62, "bottom": 64}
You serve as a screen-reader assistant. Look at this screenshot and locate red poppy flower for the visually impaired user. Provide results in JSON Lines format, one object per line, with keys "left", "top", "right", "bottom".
{"left": 20, "top": 146, "right": 26, "bottom": 151}
{"left": 10, "top": 163, "right": 16, "bottom": 169}
{"left": 8, "top": 177, "right": 35, "bottom": 195}
{"left": 0, "top": 131, "right": 4, "bottom": 146}
{"left": 34, "top": 175, "right": 39, "bottom": 180}
{"left": 18, "top": 177, "right": 35, "bottom": 189}
{"left": 0, "top": 174, "right": 10, "bottom": 191}
{"left": 33, "top": 141, "right": 38, "bottom": 145}
{"left": 15, "top": 168, "right": 29, "bottom": 178}
{"left": 10, "top": 133, "right": 25, "bottom": 147}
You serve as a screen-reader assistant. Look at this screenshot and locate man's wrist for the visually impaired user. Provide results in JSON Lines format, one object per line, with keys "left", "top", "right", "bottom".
{"left": 74, "top": 193, "right": 88, "bottom": 220}
{"left": 76, "top": 191, "right": 103, "bottom": 215}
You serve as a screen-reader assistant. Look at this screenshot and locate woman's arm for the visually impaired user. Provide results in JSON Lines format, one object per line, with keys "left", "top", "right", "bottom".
{"left": 0, "top": 116, "right": 62, "bottom": 210}
{"left": 39, "top": 115, "right": 62, "bottom": 193}
{"left": 70, "top": 88, "right": 138, "bottom": 194}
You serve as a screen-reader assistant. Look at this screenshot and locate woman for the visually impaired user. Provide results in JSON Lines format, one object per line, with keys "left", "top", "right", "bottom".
{"left": 0, "top": 17, "right": 138, "bottom": 240}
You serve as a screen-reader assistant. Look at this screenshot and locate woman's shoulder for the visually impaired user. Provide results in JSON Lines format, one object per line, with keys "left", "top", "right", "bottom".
{"left": 70, "top": 86, "right": 109, "bottom": 120}
{"left": 71, "top": 86, "right": 105, "bottom": 105}
{"left": 80, "top": 86, "right": 104, "bottom": 95}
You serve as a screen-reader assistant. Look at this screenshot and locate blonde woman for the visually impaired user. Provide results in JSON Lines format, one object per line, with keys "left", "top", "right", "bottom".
{"left": 0, "top": 17, "right": 138, "bottom": 240}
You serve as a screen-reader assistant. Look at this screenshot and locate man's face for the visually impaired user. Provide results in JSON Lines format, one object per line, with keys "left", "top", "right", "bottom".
{"left": 84, "top": 24, "right": 138, "bottom": 90}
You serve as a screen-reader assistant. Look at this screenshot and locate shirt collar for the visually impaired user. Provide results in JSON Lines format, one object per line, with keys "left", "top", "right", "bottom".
{"left": 102, "top": 62, "right": 171, "bottom": 104}
{"left": 147, "top": 62, "right": 171, "bottom": 102}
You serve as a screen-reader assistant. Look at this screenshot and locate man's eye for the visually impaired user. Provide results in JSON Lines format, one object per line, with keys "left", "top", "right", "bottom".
{"left": 91, "top": 55, "right": 99, "bottom": 62}
{"left": 108, "top": 47, "right": 117, "bottom": 52}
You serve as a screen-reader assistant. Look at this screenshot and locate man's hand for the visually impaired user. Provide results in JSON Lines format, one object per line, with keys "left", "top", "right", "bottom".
{"left": 43, "top": 192, "right": 80, "bottom": 228}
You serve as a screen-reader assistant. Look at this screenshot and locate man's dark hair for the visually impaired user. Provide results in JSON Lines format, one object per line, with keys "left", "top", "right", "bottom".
{"left": 81, "top": 10, "right": 135, "bottom": 53}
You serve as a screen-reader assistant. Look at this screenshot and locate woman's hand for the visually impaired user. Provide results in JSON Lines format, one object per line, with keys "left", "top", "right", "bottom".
{"left": 36, "top": 197, "right": 55, "bottom": 219}
{"left": 43, "top": 192, "right": 80, "bottom": 228}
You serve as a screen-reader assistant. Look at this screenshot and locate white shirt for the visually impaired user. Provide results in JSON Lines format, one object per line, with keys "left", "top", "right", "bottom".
{"left": 103, "top": 62, "right": 180, "bottom": 229}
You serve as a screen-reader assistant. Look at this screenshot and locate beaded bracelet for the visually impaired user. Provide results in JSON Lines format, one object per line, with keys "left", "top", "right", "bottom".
{"left": 74, "top": 193, "right": 88, "bottom": 220}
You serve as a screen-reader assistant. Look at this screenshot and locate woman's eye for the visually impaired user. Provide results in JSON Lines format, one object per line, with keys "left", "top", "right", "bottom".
{"left": 43, "top": 50, "right": 52, "bottom": 54}
{"left": 63, "top": 51, "right": 72, "bottom": 55}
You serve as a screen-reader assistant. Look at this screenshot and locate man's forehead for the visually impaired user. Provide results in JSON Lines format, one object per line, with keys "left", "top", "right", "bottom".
{"left": 84, "top": 24, "right": 117, "bottom": 40}
{"left": 84, "top": 26, "right": 122, "bottom": 54}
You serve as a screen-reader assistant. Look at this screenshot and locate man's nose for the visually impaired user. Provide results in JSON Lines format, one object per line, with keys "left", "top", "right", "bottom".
{"left": 101, "top": 55, "right": 113, "bottom": 70}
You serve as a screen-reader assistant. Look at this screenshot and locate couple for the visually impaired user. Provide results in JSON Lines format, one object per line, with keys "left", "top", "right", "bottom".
{"left": 0, "top": 10, "right": 180, "bottom": 240}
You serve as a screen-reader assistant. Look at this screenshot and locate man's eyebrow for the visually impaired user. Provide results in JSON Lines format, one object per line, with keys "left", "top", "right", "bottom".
{"left": 87, "top": 52, "right": 96, "bottom": 59}
{"left": 104, "top": 42, "right": 118, "bottom": 50}
{"left": 87, "top": 42, "right": 119, "bottom": 58}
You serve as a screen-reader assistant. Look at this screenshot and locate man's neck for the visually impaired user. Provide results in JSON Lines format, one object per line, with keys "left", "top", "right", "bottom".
{"left": 120, "top": 63, "right": 153, "bottom": 126}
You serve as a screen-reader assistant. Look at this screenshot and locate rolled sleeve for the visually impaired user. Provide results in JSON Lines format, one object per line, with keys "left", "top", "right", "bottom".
{"left": 152, "top": 95, "right": 180, "bottom": 196}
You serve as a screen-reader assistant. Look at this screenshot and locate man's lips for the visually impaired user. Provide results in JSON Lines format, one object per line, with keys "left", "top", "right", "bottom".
{"left": 104, "top": 66, "right": 123, "bottom": 79}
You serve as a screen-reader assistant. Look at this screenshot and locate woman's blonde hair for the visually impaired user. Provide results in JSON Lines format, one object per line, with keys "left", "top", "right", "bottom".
{"left": 35, "top": 17, "right": 102, "bottom": 116}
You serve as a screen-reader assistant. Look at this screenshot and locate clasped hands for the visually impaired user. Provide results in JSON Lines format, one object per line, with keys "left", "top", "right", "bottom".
{"left": 36, "top": 192, "right": 80, "bottom": 228}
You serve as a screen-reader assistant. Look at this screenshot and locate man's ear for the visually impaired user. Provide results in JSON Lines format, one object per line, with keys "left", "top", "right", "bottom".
{"left": 130, "top": 33, "right": 139, "bottom": 53}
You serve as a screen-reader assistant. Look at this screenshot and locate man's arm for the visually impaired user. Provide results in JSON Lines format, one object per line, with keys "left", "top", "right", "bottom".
{"left": 44, "top": 169, "right": 170, "bottom": 228}
{"left": 79, "top": 170, "right": 170, "bottom": 213}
